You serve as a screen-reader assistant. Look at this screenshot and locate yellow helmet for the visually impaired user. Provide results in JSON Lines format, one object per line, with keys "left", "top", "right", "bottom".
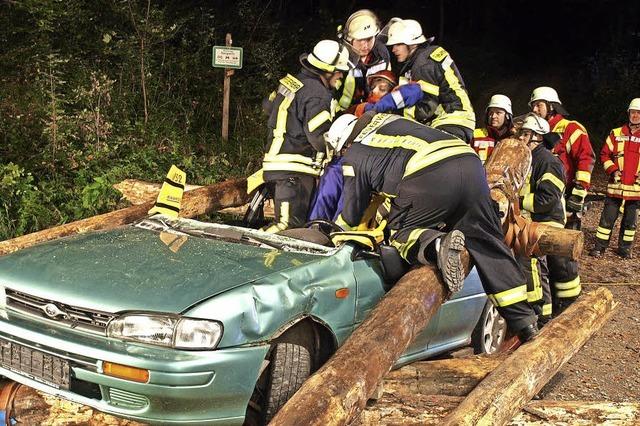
{"left": 345, "top": 10, "right": 380, "bottom": 41}
{"left": 306, "top": 40, "right": 350, "bottom": 72}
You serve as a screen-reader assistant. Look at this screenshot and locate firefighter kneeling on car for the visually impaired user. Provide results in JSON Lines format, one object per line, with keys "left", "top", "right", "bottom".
{"left": 325, "top": 112, "right": 539, "bottom": 342}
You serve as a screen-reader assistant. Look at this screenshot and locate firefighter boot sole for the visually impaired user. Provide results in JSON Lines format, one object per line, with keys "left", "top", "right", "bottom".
{"left": 437, "top": 230, "right": 466, "bottom": 293}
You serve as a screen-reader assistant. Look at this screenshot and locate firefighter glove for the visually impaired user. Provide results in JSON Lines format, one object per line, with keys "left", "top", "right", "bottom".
{"left": 566, "top": 184, "right": 587, "bottom": 213}
{"left": 612, "top": 170, "right": 622, "bottom": 184}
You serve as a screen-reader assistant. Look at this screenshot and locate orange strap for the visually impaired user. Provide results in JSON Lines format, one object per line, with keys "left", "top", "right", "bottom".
{"left": 503, "top": 204, "right": 542, "bottom": 257}
{"left": 0, "top": 381, "right": 21, "bottom": 425}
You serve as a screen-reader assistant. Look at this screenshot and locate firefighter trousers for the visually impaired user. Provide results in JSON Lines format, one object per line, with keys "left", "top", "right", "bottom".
{"left": 594, "top": 197, "right": 638, "bottom": 252}
{"left": 518, "top": 255, "right": 552, "bottom": 317}
{"left": 388, "top": 155, "right": 537, "bottom": 332}
{"left": 262, "top": 173, "right": 315, "bottom": 233}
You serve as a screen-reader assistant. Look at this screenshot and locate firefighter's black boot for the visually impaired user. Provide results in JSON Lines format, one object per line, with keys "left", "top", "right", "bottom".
{"left": 618, "top": 246, "right": 633, "bottom": 259}
{"left": 517, "top": 322, "right": 539, "bottom": 343}
{"left": 436, "top": 230, "right": 466, "bottom": 293}
{"left": 589, "top": 240, "right": 607, "bottom": 257}
{"left": 553, "top": 296, "right": 578, "bottom": 317}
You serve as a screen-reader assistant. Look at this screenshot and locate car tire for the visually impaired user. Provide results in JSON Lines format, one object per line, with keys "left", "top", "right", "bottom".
{"left": 264, "top": 342, "right": 312, "bottom": 422}
{"left": 472, "top": 301, "right": 507, "bottom": 354}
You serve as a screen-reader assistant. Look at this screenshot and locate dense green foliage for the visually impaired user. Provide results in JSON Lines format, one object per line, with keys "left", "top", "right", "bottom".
{"left": 1, "top": 0, "right": 638, "bottom": 239}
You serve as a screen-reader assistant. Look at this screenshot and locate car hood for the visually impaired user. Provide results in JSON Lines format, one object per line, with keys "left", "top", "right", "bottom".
{"left": 0, "top": 226, "right": 325, "bottom": 314}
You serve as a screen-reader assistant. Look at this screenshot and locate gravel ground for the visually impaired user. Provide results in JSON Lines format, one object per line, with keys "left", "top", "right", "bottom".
{"left": 538, "top": 171, "right": 640, "bottom": 402}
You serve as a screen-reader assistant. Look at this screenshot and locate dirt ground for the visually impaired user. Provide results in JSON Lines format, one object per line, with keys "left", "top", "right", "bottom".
{"left": 538, "top": 170, "right": 640, "bottom": 402}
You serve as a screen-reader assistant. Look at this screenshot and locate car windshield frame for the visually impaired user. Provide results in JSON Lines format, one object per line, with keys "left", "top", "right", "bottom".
{"left": 134, "top": 214, "right": 337, "bottom": 256}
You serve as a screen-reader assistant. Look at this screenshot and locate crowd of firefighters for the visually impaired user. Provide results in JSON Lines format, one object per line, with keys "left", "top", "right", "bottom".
{"left": 254, "top": 9, "right": 640, "bottom": 343}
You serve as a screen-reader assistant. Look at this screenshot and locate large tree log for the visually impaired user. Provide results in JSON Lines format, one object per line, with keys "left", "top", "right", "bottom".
{"left": 358, "top": 393, "right": 640, "bottom": 425}
{"left": 440, "top": 287, "right": 616, "bottom": 426}
{"left": 0, "top": 178, "right": 248, "bottom": 256}
{"left": 269, "top": 255, "right": 471, "bottom": 426}
{"left": 113, "top": 178, "right": 275, "bottom": 217}
{"left": 382, "top": 354, "right": 507, "bottom": 397}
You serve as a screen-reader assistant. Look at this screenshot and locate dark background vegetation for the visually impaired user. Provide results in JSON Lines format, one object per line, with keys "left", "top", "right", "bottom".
{"left": 1, "top": 0, "right": 639, "bottom": 239}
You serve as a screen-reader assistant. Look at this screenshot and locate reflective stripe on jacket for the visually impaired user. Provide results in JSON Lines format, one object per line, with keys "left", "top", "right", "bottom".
{"left": 336, "top": 113, "right": 476, "bottom": 229}
{"left": 548, "top": 114, "right": 595, "bottom": 189}
{"left": 519, "top": 144, "right": 566, "bottom": 226}
{"left": 397, "top": 45, "right": 475, "bottom": 131}
{"left": 601, "top": 124, "right": 640, "bottom": 200}
{"left": 263, "top": 69, "right": 333, "bottom": 177}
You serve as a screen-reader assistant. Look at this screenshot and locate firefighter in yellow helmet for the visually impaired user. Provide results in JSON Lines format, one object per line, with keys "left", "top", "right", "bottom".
{"left": 472, "top": 94, "right": 515, "bottom": 164}
{"left": 261, "top": 40, "right": 349, "bottom": 233}
{"left": 591, "top": 98, "right": 640, "bottom": 259}
{"left": 385, "top": 19, "right": 475, "bottom": 143}
{"left": 336, "top": 9, "right": 392, "bottom": 111}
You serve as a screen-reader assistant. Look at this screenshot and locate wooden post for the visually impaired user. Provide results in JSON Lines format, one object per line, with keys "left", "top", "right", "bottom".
{"left": 439, "top": 287, "right": 616, "bottom": 426}
{"left": 221, "top": 33, "right": 234, "bottom": 143}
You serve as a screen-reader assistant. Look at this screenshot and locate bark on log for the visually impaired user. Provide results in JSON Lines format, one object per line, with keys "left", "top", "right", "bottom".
{"left": 382, "top": 354, "right": 507, "bottom": 397}
{"left": 357, "top": 394, "right": 640, "bottom": 425}
{"left": 113, "top": 179, "right": 275, "bottom": 218}
{"left": 269, "top": 255, "right": 471, "bottom": 426}
{"left": 439, "top": 287, "right": 616, "bottom": 426}
{"left": 537, "top": 224, "right": 583, "bottom": 260}
{"left": 0, "top": 178, "right": 248, "bottom": 256}
{"left": 113, "top": 178, "right": 202, "bottom": 205}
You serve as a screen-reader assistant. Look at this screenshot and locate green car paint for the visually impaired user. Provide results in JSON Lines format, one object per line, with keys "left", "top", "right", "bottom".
{"left": 0, "top": 215, "right": 488, "bottom": 424}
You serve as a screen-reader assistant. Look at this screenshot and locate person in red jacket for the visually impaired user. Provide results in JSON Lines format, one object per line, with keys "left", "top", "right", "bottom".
{"left": 590, "top": 98, "right": 640, "bottom": 258}
{"left": 529, "top": 86, "right": 595, "bottom": 313}
{"left": 472, "top": 94, "right": 515, "bottom": 164}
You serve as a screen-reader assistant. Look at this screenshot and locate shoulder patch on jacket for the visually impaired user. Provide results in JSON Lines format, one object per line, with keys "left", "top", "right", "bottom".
{"left": 279, "top": 74, "right": 304, "bottom": 93}
{"left": 474, "top": 128, "right": 490, "bottom": 138}
{"left": 429, "top": 46, "right": 448, "bottom": 62}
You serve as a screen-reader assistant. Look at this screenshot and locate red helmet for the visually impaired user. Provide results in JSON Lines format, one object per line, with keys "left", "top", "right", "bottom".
{"left": 367, "top": 70, "right": 397, "bottom": 89}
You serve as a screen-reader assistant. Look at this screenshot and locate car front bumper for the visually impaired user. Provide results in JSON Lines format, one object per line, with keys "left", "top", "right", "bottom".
{"left": 0, "top": 309, "right": 269, "bottom": 424}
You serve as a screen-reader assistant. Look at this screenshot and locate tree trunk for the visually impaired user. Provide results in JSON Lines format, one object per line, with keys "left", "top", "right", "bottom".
{"left": 269, "top": 254, "right": 471, "bottom": 426}
{"left": 382, "top": 354, "right": 507, "bottom": 397}
{"left": 113, "top": 179, "right": 202, "bottom": 205}
{"left": 357, "top": 394, "right": 640, "bottom": 425}
{"left": 0, "top": 178, "right": 248, "bottom": 256}
{"left": 440, "top": 287, "right": 616, "bottom": 426}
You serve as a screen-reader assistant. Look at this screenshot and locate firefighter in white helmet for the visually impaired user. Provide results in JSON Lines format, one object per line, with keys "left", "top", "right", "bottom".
{"left": 591, "top": 98, "right": 640, "bottom": 259}
{"left": 336, "top": 10, "right": 392, "bottom": 111}
{"left": 472, "top": 94, "right": 514, "bottom": 164}
{"left": 259, "top": 40, "right": 350, "bottom": 233}
{"left": 529, "top": 86, "right": 594, "bottom": 314}
{"left": 385, "top": 18, "right": 475, "bottom": 143}
{"left": 516, "top": 115, "right": 566, "bottom": 324}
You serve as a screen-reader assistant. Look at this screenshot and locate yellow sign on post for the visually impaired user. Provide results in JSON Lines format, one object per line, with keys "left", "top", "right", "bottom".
{"left": 148, "top": 165, "right": 186, "bottom": 217}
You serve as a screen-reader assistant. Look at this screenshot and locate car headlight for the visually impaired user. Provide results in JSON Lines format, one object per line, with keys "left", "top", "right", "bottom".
{"left": 107, "top": 314, "right": 223, "bottom": 350}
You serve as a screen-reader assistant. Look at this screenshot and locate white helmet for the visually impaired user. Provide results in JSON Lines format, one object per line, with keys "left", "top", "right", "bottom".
{"left": 345, "top": 10, "right": 380, "bottom": 41}
{"left": 628, "top": 98, "right": 640, "bottom": 111}
{"left": 486, "top": 94, "right": 513, "bottom": 115}
{"left": 386, "top": 19, "right": 427, "bottom": 46}
{"left": 529, "top": 86, "right": 562, "bottom": 106}
{"left": 307, "top": 40, "right": 350, "bottom": 72}
{"left": 325, "top": 114, "right": 358, "bottom": 152}
{"left": 521, "top": 114, "right": 550, "bottom": 135}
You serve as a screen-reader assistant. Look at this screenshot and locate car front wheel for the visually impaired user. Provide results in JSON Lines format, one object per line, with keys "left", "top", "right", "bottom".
{"left": 264, "top": 342, "right": 311, "bottom": 422}
{"left": 472, "top": 301, "right": 507, "bottom": 354}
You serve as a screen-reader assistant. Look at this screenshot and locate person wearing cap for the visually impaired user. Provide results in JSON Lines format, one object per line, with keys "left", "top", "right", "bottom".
{"left": 336, "top": 9, "right": 392, "bottom": 111}
{"left": 261, "top": 40, "right": 349, "bottom": 233}
{"left": 385, "top": 19, "right": 475, "bottom": 143}
{"left": 517, "top": 115, "right": 566, "bottom": 324}
{"left": 529, "top": 86, "right": 593, "bottom": 313}
{"left": 472, "top": 94, "right": 515, "bottom": 164}
{"left": 590, "top": 98, "right": 640, "bottom": 259}
{"left": 325, "top": 112, "right": 539, "bottom": 343}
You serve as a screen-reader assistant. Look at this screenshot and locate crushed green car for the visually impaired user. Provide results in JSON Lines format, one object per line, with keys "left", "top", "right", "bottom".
{"left": 0, "top": 215, "right": 505, "bottom": 424}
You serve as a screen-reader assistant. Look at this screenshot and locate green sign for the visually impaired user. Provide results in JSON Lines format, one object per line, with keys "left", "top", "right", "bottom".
{"left": 212, "top": 46, "right": 243, "bottom": 69}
